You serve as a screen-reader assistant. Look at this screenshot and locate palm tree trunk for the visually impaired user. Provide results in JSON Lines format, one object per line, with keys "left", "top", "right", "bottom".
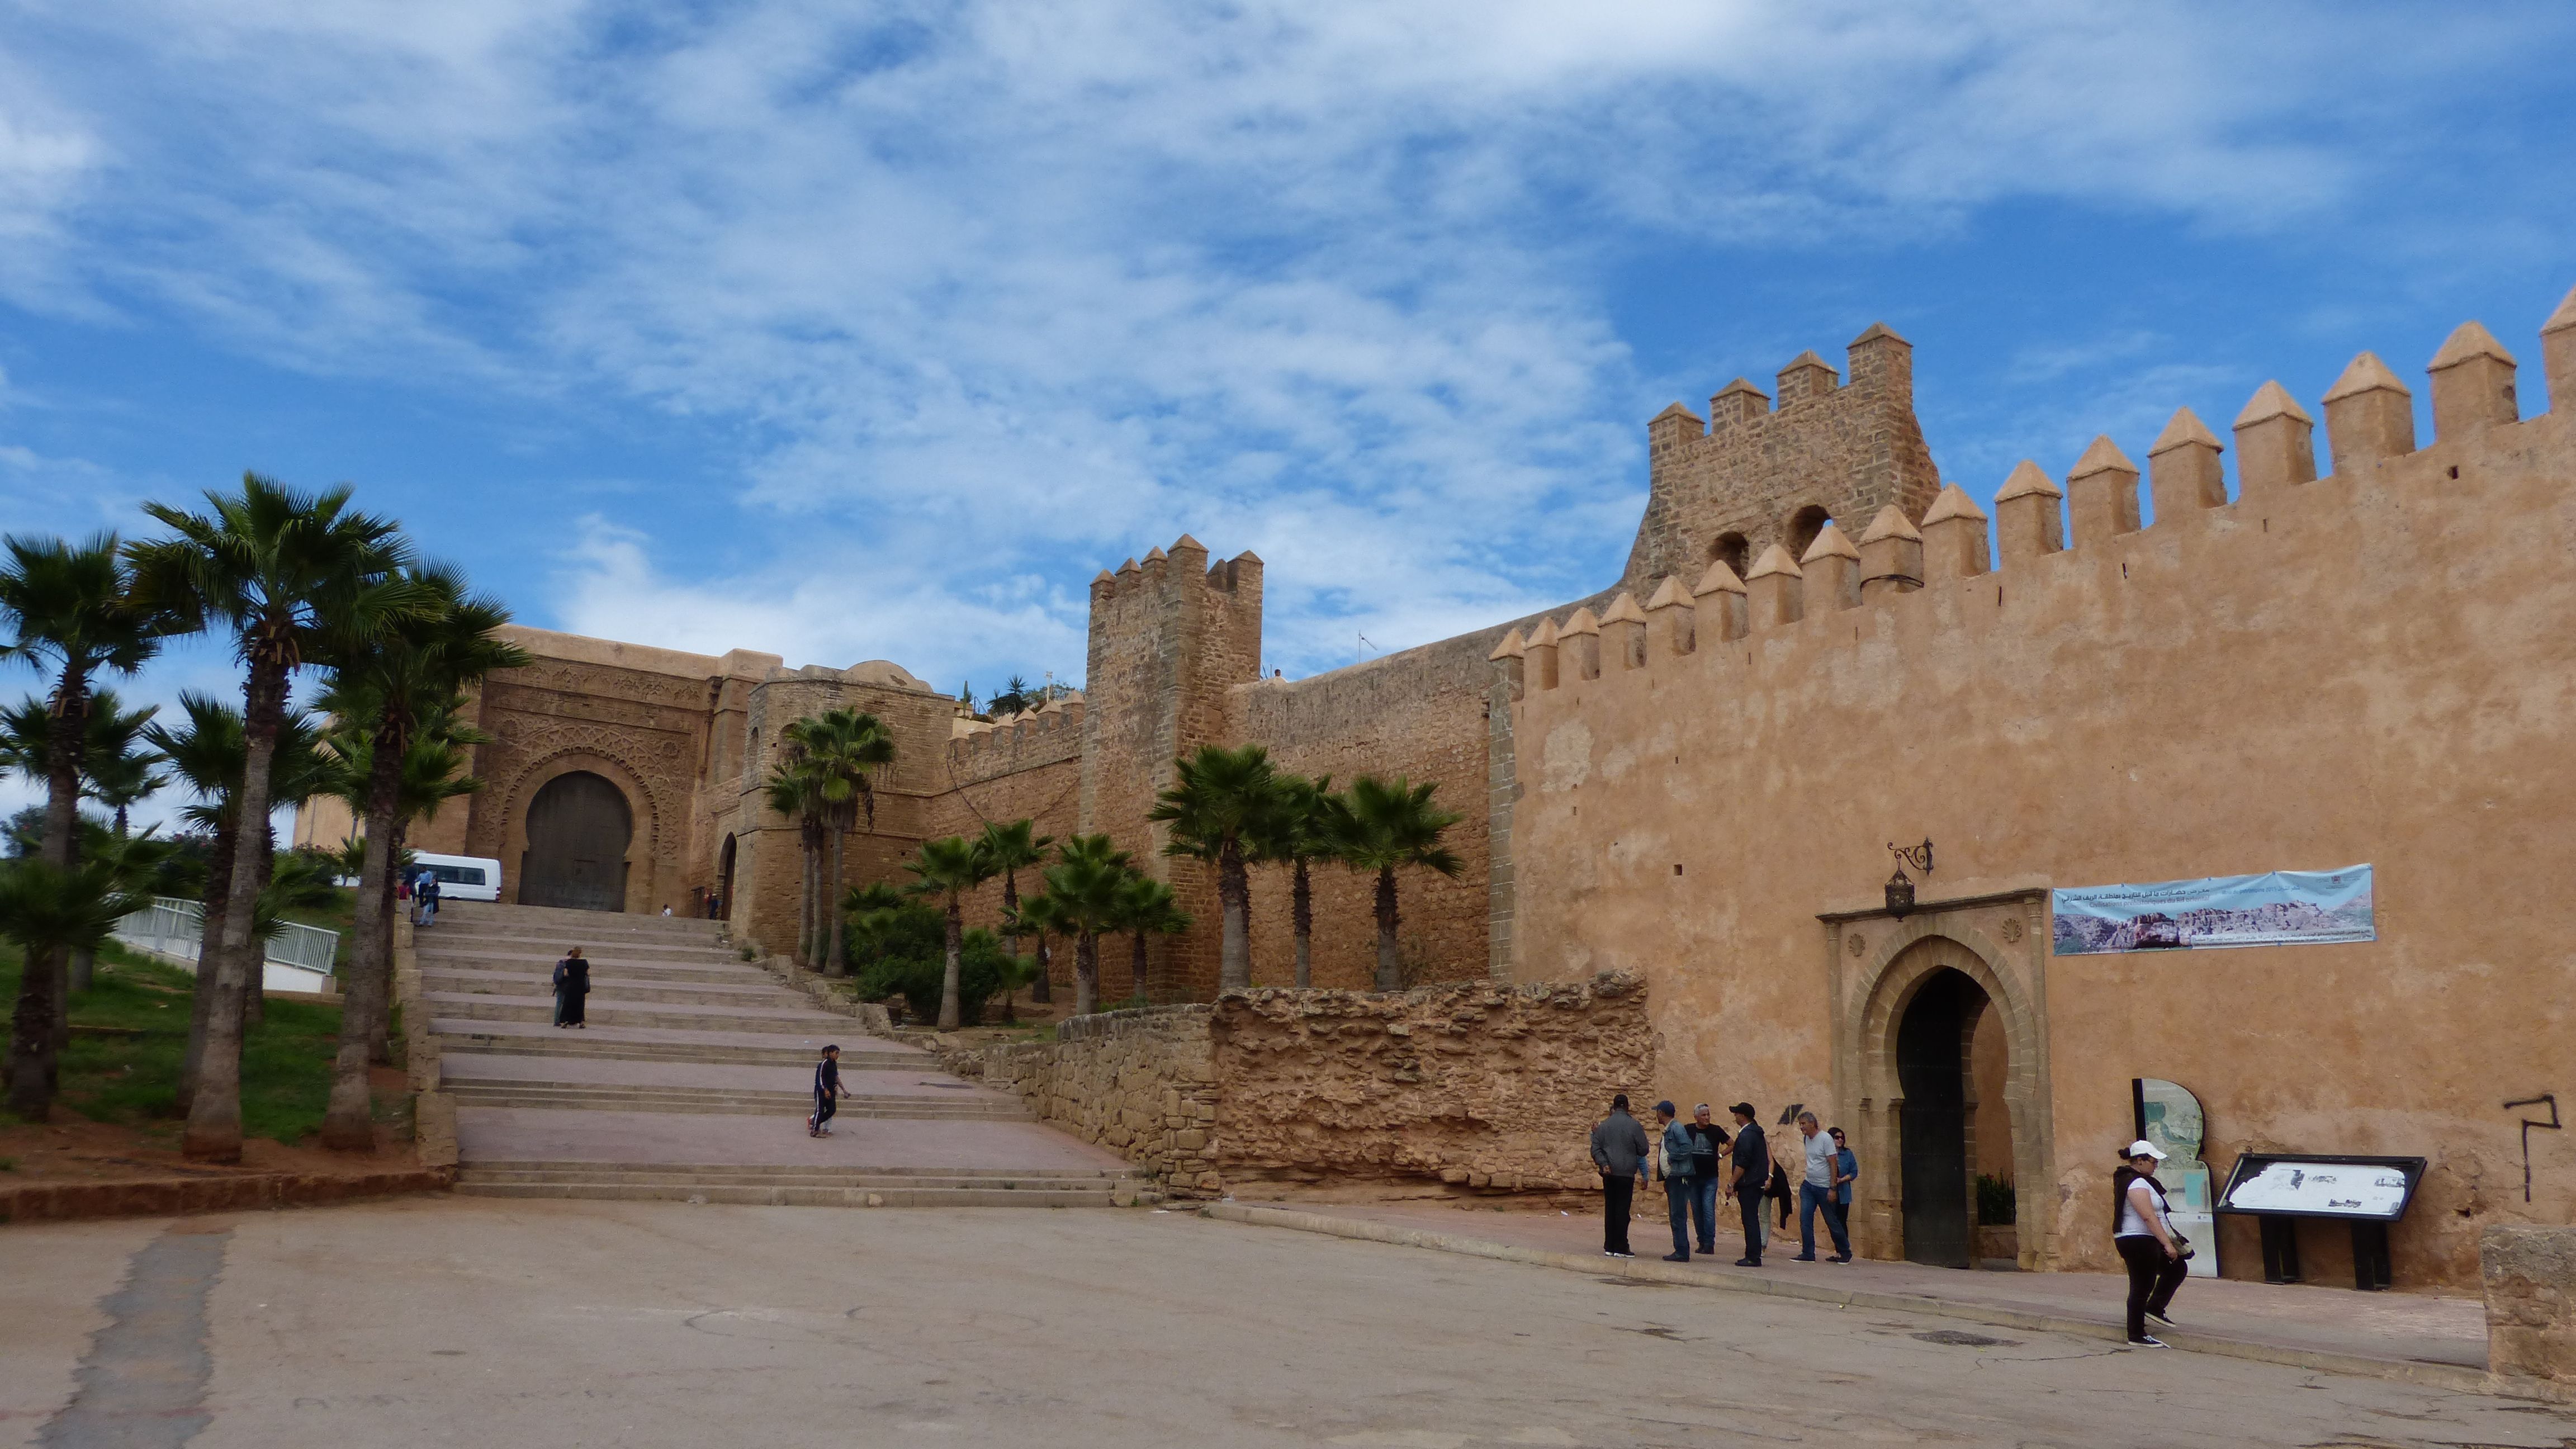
{"left": 370, "top": 823, "right": 403, "bottom": 1065}
{"left": 823, "top": 828, "right": 848, "bottom": 977}
{"left": 1374, "top": 866, "right": 1400, "bottom": 992}
{"left": 323, "top": 722, "right": 404, "bottom": 1150}
{"left": 4, "top": 943, "right": 58, "bottom": 1118}
{"left": 1218, "top": 839, "right": 1250, "bottom": 991}
{"left": 49, "top": 946, "right": 71, "bottom": 1054}
{"left": 67, "top": 946, "right": 95, "bottom": 997}
{"left": 186, "top": 656, "right": 287, "bottom": 1163}
{"left": 1008, "top": 869, "right": 1049, "bottom": 1005}
{"left": 239, "top": 823, "right": 277, "bottom": 1033}
{"left": 1130, "top": 929, "right": 1149, "bottom": 1003}
{"left": 1292, "top": 858, "right": 1313, "bottom": 989}
{"left": 801, "top": 839, "right": 820, "bottom": 967}
{"left": 937, "top": 897, "right": 964, "bottom": 1030}
{"left": 177, "top": 818, "right": 236, "bottom": 1117}
{"left": 13, "top": 674, "right": 86, "bottom": 1105}
{"left": 1073, "top": 927, "right": 1098, "bottom": 1017}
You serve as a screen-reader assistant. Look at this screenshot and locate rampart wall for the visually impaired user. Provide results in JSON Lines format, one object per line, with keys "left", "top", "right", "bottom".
{"left": 1504, "top": 303, "right": 2576, "bottom": 1289}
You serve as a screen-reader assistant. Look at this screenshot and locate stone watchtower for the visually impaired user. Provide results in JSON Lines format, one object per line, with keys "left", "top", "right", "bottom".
{"left": 1080, "top": 536, "right": 1263, "bottom": 998}
{"left": 1624, "top": 323, "right": 1940, "bottom": 589}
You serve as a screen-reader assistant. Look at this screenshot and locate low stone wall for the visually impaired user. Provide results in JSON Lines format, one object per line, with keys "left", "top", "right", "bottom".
{"left": 1211, "top": 972, "right": 1651, "bottom": 1195}
{"left": 986, "top": 972, "right": 1651, "bottom": 1201}
{"left": 2484, "top": 1225, "right": 2576, "bottom": 1399}
{"left": 984, "top": 1006, "right": 1221, "bottom": 1196}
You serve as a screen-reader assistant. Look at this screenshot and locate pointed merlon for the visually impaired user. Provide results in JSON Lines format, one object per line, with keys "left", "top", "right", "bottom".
{"left": 1857, "top": 504, "right": 1921, "bottom": 544}
{"left": 2322, "top": 351, "right": 2410, "bottom": 402}
{"left": 1745, "top": 543, "right": 1803, "bottom": 580}
{"left": 1560, "top": 607, "right": 1601, "bottom": 637}
{"left": 2234, "top": 380, "right": 2313, "bottom": 428}
{"left": 2429, "top": 320, "right": 2516, "bottom": 371}
{"left": 1652, "top": 401, "right": 1702, "bottom": 422}
{"left": 1783, "top": 349, "right": 1832, "bottom": 370}
{"left": 1995, "top": 460, "right": 2062, "bottom": 501}
{"left": 1713, "top": 377, "right": 1770, "bottom": 402}
{"left": 1920, "top": 482, "right": 1987, "bottom": 525}
{"left": 1172, "top": 533, "right": 1208, "bottom": 552}
{"left": 1144, "top": 545, "right": 1168, "bottom": 562}
{"left": 1092, "top": 569, "right": 1116, "bottom": 585}
{"left": 2068, "top": 435, "right": 2138, "bottom": 480}
{"left": 1527, "top": 617, "right": 1561, "bottom": 649}
{"left": 1849, "top": 321, "right": 1911, "bottom": 347}
{"left": 1693, "top": 559, "right": 1748, "bottom": 596}
{"left": 2148, "top": 408, "right": 2223, "bottom": 456}
{"left": 1645, "top": 575, "right": 1692, "bottom": 610}
{"left": 1116, "top": 557, "right": 1140, "bottom": 574}
{"left": 1488, "top": 627, "right": 1527, "bottom": 662}
{"left": 2546, "top": 283, "right": 2576, "bottom": 336}
{"left": 1600, "top": 591, "right": 1647, "bottom": 626}
{"left": 1798, "top": 520, "right": 1860, "bottom": 565}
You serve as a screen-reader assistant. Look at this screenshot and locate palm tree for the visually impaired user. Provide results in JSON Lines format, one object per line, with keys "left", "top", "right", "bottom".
{"left": 0, "top": 533, "right": 169, "bottom": 1118}
{"left": 312, "top": 567, "right": 525, "bottom": 1151}
{"left": 1256, "top": 773, "right": 1337, "bottom": 989}
{"left": 762, "top": 755, "right": 827, "bottom": 967}
{"left": 0, "top": 856, "right": 150, "bottom": 1106}
{"left": 1147, "top": 744, "right": 1281, "bottom": 992}
{"left": 978, "top": 819, "right": 1055, "bottom": 1003}
{"left": 1324, "top": 775, "right": 1465, "bottom": 991}
{"left": 903, "top": 835, "right": 996, "bottom": 1030}
{"left": 1110, "top": 873, "right": 1191, "bottom": 1004}
{"left": 1002, "top": 889, "right": 1069, "bottom": 1013}
{"left": 128, "top": 476, "right": 418, "bottom": 1162}
{"left": 801, "top": 709, "right": 895, "bottom": 977}
{"left": 0, "top": 689, "right": 167, "bottom": 1014}
{"left": 1039, "top": 834, "right": 1130, "bottom": 1018}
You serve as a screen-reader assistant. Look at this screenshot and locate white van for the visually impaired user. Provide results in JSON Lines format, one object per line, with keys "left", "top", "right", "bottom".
{"left": 409, "top": 853, "right": 504, "bottom": 902}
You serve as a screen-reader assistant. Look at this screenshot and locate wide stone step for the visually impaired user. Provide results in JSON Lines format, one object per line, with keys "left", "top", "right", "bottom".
{"left": 443, "top": 1083, "right": 1029, "bottom": 1119}
{"left": 442, "top": 901, "right": 730, "bottom": 936}
{"left": 423, "top": 972, "right": 795, "bottom": 1007}
{"left": 420, "top": 936, "right": 749, "bottom": 966}
{"left": 439, "top": 1034, "right": 919, "bottom": 1069}
{"left": 428, "top": 996, "right": 845, "bottom": 1035}
{"left": 451, "top": 1181, "right": 1115, "bottom": 1208}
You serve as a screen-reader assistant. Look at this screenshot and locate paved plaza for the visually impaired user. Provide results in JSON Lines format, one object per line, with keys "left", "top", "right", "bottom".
{"left": 7, "top": 1197, "right": 2571, "bottom": 1449}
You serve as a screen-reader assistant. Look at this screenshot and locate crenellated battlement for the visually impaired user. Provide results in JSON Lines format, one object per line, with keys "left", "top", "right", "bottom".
{"left": 946, "top": 693, "right": 1086, "bottom": 782}
{"left": 1512, "top": 286, "right": 2576, "bottom": 703}
{"left": 1626, "top": 323, "right": 1939, "bottom": 589}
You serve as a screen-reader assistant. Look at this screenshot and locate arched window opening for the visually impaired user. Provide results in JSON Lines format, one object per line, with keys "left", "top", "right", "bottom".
{"left": 1786, "top": 505, "right": 1834, "bottom": 562}
{"left": 1709, "top": 532, "right": 1750, "bottom": 578}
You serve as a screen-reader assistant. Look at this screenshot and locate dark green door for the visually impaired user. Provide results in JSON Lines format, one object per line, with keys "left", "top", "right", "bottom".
{"left": 519, "top": 771, "right": 632, "bottom": 912}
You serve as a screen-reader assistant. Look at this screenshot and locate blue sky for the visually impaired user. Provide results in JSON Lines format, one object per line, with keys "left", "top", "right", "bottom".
{"left": 3, "top": 1, "right": 2573, "bottom": 827}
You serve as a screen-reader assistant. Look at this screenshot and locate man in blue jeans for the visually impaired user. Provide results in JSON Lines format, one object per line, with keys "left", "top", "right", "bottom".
{"left": 1652, "top": 1101, "right": 1695, "bottom": 1261}
{"left": 1793, "top": 1111, "right": 1854, "bottom": 1262}
{"left": 1684, "top": 1104, "right": 1727, "bottom": 1254}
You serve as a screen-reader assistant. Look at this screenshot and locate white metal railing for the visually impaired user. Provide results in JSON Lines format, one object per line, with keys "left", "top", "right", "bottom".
{"left": 111, "top": 896, "right": 342, "bottom": 977}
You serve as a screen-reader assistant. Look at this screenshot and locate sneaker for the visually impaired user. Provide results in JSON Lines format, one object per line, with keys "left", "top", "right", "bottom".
{"left": 1734, "top": 1257, "right": 1760, "bottom": 1267}
{"left": 2127, "top": 1336, "right": 2169, "bottom": 1348}
{"left": 1607, "top": 1250, "right": 1633, "bottom": 1258}
{"left": 1662, "top": 1252, "right": 1689, "bottom": 1263}
{"left": 1791, "top": 1254, "right": 1817, "bottom": 1262}
{"left": 2146, "top": 1310, "right": 2177, "bottom": 1329}
{"left": 1828, "top": 1254, "right": 1853, "bottom": 1264}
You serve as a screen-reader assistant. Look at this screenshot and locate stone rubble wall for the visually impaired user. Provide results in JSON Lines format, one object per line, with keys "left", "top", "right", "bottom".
{"left": 984, "top": 1006, "right": 1222, "bottom": 1197}
{"left": 2484, "top": 1225, "right": 2576, "bottom": 1399}
{"left": 1211, "top": 972, "right": 1651, "bottom": 1195}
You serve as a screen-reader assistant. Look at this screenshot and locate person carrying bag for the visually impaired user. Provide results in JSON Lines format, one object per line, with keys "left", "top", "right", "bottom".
{"left": 2113, "top": 1139, "right": 2191, "bottom": 1347}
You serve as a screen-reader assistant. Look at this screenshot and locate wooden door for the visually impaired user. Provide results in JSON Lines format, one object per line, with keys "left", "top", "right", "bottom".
{"left": 519, "top": 771, "right": 633, "bottom": 912}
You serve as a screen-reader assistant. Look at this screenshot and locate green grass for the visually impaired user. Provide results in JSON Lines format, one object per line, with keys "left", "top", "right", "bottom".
{"left": 278, "top": 884, "right": 359, "bottom": 970}
{"left": 0, "top": 939, "right": 347, "bottom": 1144}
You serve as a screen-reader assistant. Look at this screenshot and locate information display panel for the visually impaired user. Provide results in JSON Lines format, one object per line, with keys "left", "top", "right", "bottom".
{"left": 2216, "top": 1153, "right": 2426, "bottom": 1222}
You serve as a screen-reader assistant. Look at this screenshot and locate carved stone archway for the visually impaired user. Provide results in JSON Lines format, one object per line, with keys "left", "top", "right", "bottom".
{"left": 1827, "top": 897, "right": 2055, "bottom": 1268}
{"left": 498, "top": 750, "right": 661, "bottom": 915}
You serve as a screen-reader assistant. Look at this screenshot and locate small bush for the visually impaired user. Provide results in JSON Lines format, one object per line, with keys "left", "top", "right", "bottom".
{"left": 853, "top": 925, "right": 1011, "bottom": 1026}
{"left": 1976, "top": 1172, "right": 2016, "bottom": 1225}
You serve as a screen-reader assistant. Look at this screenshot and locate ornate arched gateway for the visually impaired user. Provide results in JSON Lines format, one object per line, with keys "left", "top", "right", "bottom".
{"left": 1827, "top": 896, "right": 2056, "bottom": 1270}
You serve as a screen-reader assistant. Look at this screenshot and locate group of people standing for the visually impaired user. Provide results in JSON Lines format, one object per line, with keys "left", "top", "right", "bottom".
{"left": 1589, "top": 1096, "right": 1854, "bottom": 1266}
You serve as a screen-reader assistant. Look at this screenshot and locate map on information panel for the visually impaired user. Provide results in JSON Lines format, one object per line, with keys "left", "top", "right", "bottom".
{"left": 2218, "top": 1154, "right": 2423, "bottom": 1221}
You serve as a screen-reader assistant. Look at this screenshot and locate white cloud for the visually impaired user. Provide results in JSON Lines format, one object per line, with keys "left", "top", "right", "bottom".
{"left": 0, "top": 0, "right": 2568, "bottom": 683}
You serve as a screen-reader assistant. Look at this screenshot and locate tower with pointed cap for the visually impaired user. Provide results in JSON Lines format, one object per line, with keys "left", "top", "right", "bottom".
{"left": 1623, "top": 321, "right": 1939, "bottom": 591}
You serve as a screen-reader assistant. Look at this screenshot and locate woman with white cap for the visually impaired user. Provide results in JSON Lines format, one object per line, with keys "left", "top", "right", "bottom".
{"left": 2114, "top": 1139, "right": 2189, "bottom": 1346}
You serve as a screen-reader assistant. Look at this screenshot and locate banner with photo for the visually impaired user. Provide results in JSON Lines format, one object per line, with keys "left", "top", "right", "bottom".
{"left": 2051, "top": 865, "right": 2374, "bottom": 955}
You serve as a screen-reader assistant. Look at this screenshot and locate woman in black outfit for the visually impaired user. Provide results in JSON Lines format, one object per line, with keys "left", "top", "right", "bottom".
{"left": 2113, "top": 1140, "right": 2189, "bottom": 1346}
{"left": 552, "top": 946, "right": 591, "bottom": 1029}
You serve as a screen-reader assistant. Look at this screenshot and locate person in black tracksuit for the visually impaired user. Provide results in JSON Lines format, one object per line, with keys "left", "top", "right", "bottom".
{"left": 808, "top": 1045, "right": 846, "bottom": 1137}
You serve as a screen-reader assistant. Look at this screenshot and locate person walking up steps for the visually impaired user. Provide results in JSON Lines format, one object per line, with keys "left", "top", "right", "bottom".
{"left": 1589, "top": 1094, "right": 1649, "bottom": 1258}
{"left": 552, "top": 946, "right": 590, "bottom": 1029}
{"left": 808, "top": 1045, "right": 847, "bottom": 1137}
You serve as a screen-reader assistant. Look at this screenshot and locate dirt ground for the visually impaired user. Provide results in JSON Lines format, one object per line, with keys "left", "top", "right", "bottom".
{"left": 0, "top": 1066, "right": 419, "bottom": 1184}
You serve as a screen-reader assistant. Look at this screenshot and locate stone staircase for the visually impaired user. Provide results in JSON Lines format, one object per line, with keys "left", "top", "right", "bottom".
{"left": 422, "top": 901, "right": 1135, "bottom": 1209}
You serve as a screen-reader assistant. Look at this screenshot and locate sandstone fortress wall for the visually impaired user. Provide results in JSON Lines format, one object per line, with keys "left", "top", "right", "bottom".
{"left": 338, "top": 281, "right": 2576, "bottom": 1290}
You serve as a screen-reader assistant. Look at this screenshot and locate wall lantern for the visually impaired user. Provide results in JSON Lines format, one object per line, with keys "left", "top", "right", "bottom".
{"left": 1884, "top": 837, "right": 1935, "bottom": 918}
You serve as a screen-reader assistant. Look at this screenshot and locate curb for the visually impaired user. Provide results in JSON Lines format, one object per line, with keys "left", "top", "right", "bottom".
{"left": 1200, "top": 1203, "right": 2525, "bottom": 1399}
{"left": 1, "top": 1168, "right": 454, "bottom": 1226}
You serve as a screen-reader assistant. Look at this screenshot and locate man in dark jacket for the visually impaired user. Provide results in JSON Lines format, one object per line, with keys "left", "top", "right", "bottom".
{"left": 1723, "top": 1102, "right": 1770, "bottom": 1266}
{"left": 1588, "top": 1093, "right": 1650, "bottom": 1257}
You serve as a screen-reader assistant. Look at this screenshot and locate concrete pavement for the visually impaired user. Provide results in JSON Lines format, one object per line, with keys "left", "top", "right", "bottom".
{"left": 6, "top": 1196, "right": 2571, "bottom": 1449}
